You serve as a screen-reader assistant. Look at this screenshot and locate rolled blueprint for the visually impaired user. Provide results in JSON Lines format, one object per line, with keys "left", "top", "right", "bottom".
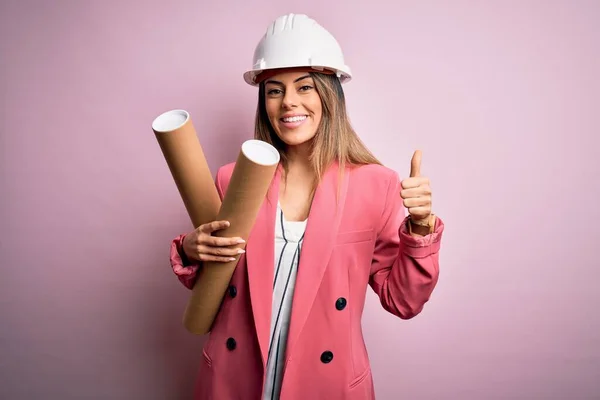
{"left": 152, "top": 109, "right": 221, "bottom": 228}
{"left": 182, "top": 139, "right": 281, "bottom": 335}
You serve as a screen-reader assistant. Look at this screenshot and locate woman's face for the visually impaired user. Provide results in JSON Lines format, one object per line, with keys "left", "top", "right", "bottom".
{"left": 264, "top": 70, "right": 323, "bottom": 148}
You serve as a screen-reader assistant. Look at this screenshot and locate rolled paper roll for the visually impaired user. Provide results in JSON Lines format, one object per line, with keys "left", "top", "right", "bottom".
{"left": 183, "top": 139, "right": 281, "bottom": 335}
{"left": 152, "top": 109, "right": 221, "bottom": 229}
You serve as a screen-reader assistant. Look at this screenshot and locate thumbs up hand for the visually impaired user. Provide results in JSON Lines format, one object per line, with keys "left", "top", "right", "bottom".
{"left": 400, "top": 150, "right": 434, "bottom": 229}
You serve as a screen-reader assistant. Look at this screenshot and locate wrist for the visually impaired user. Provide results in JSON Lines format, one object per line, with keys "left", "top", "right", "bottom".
{"left": 180, "top": 233, "right": 193, "bottom": 264}
{"left": 408, "top": 214, "right": 435, "bottom": 236}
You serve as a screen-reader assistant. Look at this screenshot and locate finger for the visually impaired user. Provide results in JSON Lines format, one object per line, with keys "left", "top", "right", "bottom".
{"left": 200, "top": 220, "right": 230, "bottom": 233}
{"left": 203, "top": 235, "right": 245, "bottom": 247}
{"left": 401, "top": 177, "right": 429, "bottom": 190}
{"left": 408, "top": 206, "right": 431, "bottom": 219}
{"left": 410, "top": 150, "right": 422, "bottom": 178}
{"left": 198, "top": 245, "right": 245, "bottom": 257}
{"left": 198, "top": 254, "right": 238, "bottom": 263}
{"left": 403, "top": 196, "right": 431, "bottom": 209}
{"left": 400, "top": 186, "right": 431, "bottom": 199}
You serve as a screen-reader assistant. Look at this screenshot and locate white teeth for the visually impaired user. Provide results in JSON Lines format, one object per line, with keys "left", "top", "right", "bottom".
{"left": 282, "top": 115, "right": 307, "bottom": 122}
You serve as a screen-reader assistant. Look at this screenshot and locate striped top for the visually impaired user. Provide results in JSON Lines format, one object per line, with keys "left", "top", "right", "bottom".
{"left": 262, "top": 202, "right": 307, "bottom": 400}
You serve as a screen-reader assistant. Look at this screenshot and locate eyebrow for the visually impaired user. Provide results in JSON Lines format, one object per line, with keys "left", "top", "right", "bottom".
{"left": 265, "top": 74, "right": 312, "bottom": 85}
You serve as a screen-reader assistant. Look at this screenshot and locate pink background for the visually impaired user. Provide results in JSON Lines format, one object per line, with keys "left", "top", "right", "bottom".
{"left": 1, "top": 1, "right": 598, "bottom": 399}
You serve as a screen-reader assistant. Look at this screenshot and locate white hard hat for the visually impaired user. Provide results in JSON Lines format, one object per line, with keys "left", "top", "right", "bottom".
{"left": 243, "top": 13, "right": 352, "bottom": 86}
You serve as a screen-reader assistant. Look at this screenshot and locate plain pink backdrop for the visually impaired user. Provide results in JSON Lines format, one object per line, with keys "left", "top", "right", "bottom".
{"left": 1, "top": 1, "right": 598, "bottom": 399}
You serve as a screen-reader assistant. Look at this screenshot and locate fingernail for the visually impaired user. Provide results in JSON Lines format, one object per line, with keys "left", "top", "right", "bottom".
{"left": 229, "top": 257, "right": 236, "bottom": 261}
{"left": 236, "top": 239, "right": 245, "bottom": 244}
{"left": 237, "top": 249, "right": 245, "bottom": 254}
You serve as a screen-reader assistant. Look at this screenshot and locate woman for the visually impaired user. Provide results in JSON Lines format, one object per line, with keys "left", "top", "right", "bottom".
{"left": 169, "top": 13, "right": 444, "bottom": 400}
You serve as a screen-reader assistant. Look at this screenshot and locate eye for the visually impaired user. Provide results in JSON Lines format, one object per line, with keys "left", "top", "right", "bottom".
{"left": 267, "top": 88, "right": 283, "bottom": 96}
{"left": 299, "top": 85, "right": 313, "bottom": 91}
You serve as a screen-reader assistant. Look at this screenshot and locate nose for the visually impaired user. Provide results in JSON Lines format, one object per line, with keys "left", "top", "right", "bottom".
{"left": 281, "top": 88, "right": 299, "bottom": 109}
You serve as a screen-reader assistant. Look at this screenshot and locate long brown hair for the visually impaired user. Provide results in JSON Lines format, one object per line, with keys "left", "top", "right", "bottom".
{"left": 254, "top": 72, "right": 381, "bottom": 199}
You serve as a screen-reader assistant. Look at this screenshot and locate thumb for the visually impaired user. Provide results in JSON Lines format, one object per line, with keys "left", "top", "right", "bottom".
{"left": 410, "top": 150, "right": 422, "bottom": 178}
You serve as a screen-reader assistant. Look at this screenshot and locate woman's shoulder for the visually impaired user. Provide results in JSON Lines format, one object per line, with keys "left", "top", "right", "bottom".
{"left": 342, "top": 163, "right": 402, "bottom": 221}
{"left": 341, "top": 163, "right": 401, "bottom": 207}
{"left": 216, "top": 161, "right": 236, "bottom": 177}
{"left": 208, "top": 162, "right": 234, "bottom": 194}
{"left": 348, "top": 162, "right": 400, "bottom": 184}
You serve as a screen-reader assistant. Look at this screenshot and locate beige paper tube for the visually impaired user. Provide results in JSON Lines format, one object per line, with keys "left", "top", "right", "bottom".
{"left": 182, "top": 139, "right": 281, "bottom": 335}
{"left": 152, "top": 109, "right": 221, "bottom": 228}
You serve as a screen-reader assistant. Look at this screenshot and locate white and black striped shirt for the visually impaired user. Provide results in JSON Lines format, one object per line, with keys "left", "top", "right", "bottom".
{"left": 262, "top": 202, "right": 307, "bottom": 400}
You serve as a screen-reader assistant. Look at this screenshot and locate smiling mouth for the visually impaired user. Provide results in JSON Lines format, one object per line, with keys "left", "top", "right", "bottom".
{"left": 280, "top": 115, "right": 308, "bottom": 123}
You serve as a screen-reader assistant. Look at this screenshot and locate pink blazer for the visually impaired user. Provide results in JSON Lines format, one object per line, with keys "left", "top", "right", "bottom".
{"left": 170, "top": 161, "right": 444, "bottom": 400}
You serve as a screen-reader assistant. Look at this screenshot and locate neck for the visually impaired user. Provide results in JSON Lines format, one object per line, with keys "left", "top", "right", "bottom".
{"left": 283, "top": 143, "right": 315, "bottom": 182}
{"left": 286, "top": 142, "right": 311, "bottom": 169}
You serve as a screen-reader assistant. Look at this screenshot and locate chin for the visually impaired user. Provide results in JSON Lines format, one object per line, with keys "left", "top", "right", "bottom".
{"left": 277, "top": 128, "right": 316, "bottom": 147}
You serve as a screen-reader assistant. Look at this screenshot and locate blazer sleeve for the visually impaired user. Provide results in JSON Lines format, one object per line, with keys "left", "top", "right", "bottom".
{"left": 168, "top": 167, "right": 225, "bottom": 290}
{"left": 369, "top": 171, "right": 444, "bottom": 319}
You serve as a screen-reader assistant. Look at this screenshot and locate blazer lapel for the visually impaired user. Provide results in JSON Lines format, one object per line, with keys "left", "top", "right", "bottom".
{"left": 246, "top": 164, "right": 282, "bottom": 368}
{"left": 285, "top": 162, "right": 349, "bottom": 358}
